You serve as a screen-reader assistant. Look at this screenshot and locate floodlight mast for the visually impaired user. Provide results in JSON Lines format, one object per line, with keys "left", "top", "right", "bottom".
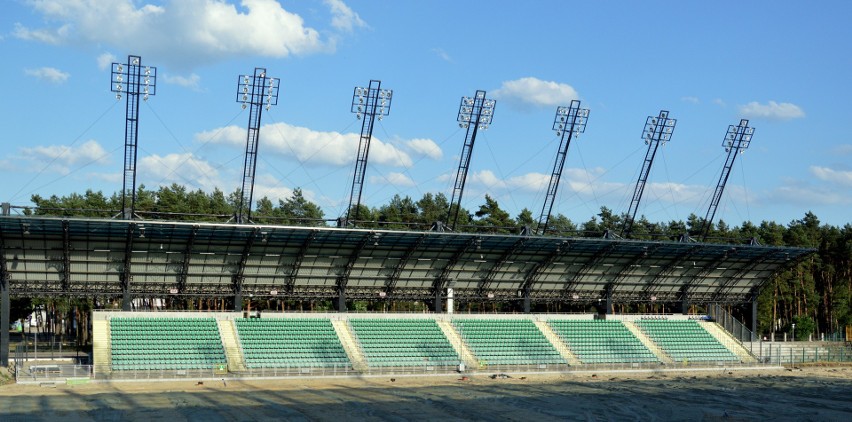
{"left": 235, "top": 68, "right": 280, "bottom": 224}
{"left": 344, "top": 80, "right": 392, "bottom": 226}
{"left": 111, "top": 55, "right": 157, "bottom": 220}
{"left": 537, "top": 100, "right": 589, "bottom": 235}
{"left": 621, "top": 110, "right": 676, "bottom": 238}
{"left": 446, "top": 90, "right": 496, "bottom": 231}
{"left": 701, "top": 119, "right": 754, "bottom": 241}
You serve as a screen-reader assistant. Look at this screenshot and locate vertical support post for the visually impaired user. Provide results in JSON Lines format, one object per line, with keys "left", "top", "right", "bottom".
{"left": 523, "top": 287, "right": 531, "bottom": 314}
{"left": 682, "top": 294, "right": 689, "bottom": 315}
{"left": 337, "top": 287, "right": 347, "bottom": 312}
{"left": 605, "top": 285, "right": 613, "bottom": 315}
{"left": 1, "top": 274, "right": 9, "bottom": 367}
{"left": 434, "top": 289, "right": 442, "bottom": 314}
{"left": 447, "top": 284, "right": 454, "bottom": 315}
{"left": 751, "top": 299, "right": 758, "bottom": 342}
{"left": 233, "top": 286, "right": 243, "bottom": 312}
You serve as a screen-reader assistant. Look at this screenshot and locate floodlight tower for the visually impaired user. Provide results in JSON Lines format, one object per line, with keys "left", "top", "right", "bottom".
{"left": 446, "top": 90, "right": 496, "bottom": 230}
{"left": 235, "top": 68, "right": 280, "bottom": 224}
{"left": 344, "top": 80, "right": 392, "bottom": 226}
{"left": 621, "top": 110, "right": 676, "bottom": 238}
{"left": 700, "top": 119, "right": 755, "bottom": 241}
{"left": 536, "top": 100, "right": 590, "bottom": 234}
{"left": 111, "top": 55, "right": 157, "bottom": 220}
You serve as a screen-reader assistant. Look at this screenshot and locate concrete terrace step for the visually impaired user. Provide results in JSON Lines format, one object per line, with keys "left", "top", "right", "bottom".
{"left": 534, "top": 320, "right": 581, "bottom": 366}
{"left": 332, "top": 319, "right": 367, "bottom": 371}
{"left": 218, "top": 320, "right": 247, "bottom": 372}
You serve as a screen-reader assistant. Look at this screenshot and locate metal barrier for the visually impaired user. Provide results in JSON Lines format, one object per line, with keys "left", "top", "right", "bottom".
{"left": 708, "top": 304, "right": 754, "bottom": 343}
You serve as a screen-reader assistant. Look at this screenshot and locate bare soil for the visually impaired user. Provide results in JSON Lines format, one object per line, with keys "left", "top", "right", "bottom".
{"left": 1, "top": 366, "right": 850, "bottom": 421}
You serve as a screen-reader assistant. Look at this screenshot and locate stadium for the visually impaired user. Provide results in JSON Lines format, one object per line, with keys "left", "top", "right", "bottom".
{"left": 2, "top": 7, "right": 852, "bottom": 417}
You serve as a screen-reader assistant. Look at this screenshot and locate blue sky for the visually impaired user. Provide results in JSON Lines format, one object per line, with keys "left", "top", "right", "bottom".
{"left": 2, "top": 0, "right": 851, "bottom": 227}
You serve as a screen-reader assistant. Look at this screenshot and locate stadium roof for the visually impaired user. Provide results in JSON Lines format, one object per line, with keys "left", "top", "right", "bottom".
{"left": 0, "top": 216, "right": 813, "bottom": 304}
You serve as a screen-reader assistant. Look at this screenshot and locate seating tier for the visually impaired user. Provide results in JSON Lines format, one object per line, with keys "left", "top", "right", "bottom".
{"left": 634, "top": 320, "right": 739, "bottom": 362}
{"left": 110, "top": 317, "right": 226, "bottom": 371}
{"left": 235, "top": 318, "right": 350, "bottom": 368}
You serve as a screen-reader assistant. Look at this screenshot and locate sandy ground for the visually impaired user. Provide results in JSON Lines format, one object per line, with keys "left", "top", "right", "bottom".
{"left": 0, "top": 366, "right": 851, "bottom": 421}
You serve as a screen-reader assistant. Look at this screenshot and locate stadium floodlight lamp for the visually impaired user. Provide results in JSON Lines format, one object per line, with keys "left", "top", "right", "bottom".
{"left": 552, "top": 100, "right": 590, "bottom": 138}
{"left": 236, "top": 69, "right": 279, "bottom": 111}
{"left": 457, "top": 90, "right": 496, "bottom": 129}
{"left": 351, "top": 83, "right": 393, "bottom": 121}
{"left": 111, "top": 56, "right": 157, "bottom": 102}
{"left": 641, "top": 110, "right": 676, "bottom": 145}
{"left": 723, "top": 119, "right": 754, "bottom": 153}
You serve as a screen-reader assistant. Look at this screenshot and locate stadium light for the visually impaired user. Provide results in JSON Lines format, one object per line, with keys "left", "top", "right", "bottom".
{"left": 110, "top": 55, "right": 157, "bottom": 220}
{"left": 344, "top": 80, "right": 393, "bottom": 226}
{"left": 700, "top": 119, "right": 755, "bottom": 241}
{"left": 537, "top": 100, "right": 590, "bottom": 234}
{"left": 234, "top": 68, "right": 280, "bottom": 224}
{"left": 621, "top": 110, "right": 677, "bottom": 237}
{"left": 446, "top": 90, "right": 496, "bottom": 230}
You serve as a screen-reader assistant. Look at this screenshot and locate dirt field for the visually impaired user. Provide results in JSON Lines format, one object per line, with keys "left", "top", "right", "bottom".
{"left": 1, "top": 366, "right": 851, "bottom": 421}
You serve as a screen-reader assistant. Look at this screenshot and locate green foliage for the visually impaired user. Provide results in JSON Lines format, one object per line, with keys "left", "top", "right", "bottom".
{"left": 792, "top": 315, "right": 816, "bottom": 341}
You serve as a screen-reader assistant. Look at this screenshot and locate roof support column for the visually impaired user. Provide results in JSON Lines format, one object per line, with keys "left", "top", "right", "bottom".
{"left": 1, "top": 274, "right": 9, "bottom": 367}
{"left": 336, "top": 286, "right": 346, "bottom": 313}
{"left": 523, "top": 284, "right": 531, "bottom": 314}
{"left": 434, "top": 288, "right": 442, "bottom": 313}
{"left": 233, "top": 281, "right": 243, "bottom": 312}
{"left": 752, "top": 295, "right": 757, "bottom": 341}
{"left": 682, "top": 291, "right": 689, "bottom": 315}
{"left": 605, "top": 285, "right": 613, "bottom": 315}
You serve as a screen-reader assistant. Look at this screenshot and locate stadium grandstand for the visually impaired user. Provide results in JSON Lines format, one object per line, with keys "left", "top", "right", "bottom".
{"left": 0, "top": 215, "right": 815, "bottom": 379}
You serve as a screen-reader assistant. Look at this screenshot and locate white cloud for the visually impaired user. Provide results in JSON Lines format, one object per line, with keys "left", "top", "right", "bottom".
{"left": 810, "top": 166, "right": 852, "bottom": 187}
{"left": 492, "top": 77, "right": 579, "bottom": 109}
{"left": 24, "top": 67, "right": 70, "bottom": 84}
{"left": 137, "top": 152, "right": 222, "bottom": 190}
{"left": 713, "top": 98, "right": 726, "bottom": 107}
{"left": 196, "top": 122, "right": 413, "bottom": 167}
{"left": 163, "top": 73, "right": 202, "bottom": 90}
{"left": 738, "top": 101, "right": 805, "bottom": 120}
{"left": 369, "top": 172, "right": 415, "bottom": 187}
{"left": 432, "top": 48, "right": 452, "bottom": 62}
{"left": 97, "top": 52, "right": 117, "bottom": 71}
{"left": 325, "top": 0, "right": 366, "bottom": 32}
{"left": 15, "top": 0, "right": 332, "bottom": 69}
{"left": 681, "top": 96, "right": 699, "bottom": 104}
{"left": 406, "top": 138, "right": 442, "bottom": 160}
{"left": 19, "top": 140, "right": 110, "bottom": 174}
{"left": 831, "top": 145, "right": 852, "bottom": 155}
{"left": 768, "top": 184, "right": 851, "bottom": 206}
{"left": 13, "top": 22, "right": 69, "bottom": 44}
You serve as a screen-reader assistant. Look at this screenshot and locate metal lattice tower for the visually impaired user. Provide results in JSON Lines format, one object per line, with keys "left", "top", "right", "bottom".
{"left": 235, "top": 68, "right": 280, "bottom": 224}
{"left": 344, "top": 80, "right": 392, "bottom": 226}
{"left": 701, "top": 119, "right": 755, "bottom": 241}
{"left": 446, "top": 90, "right": 496, "bottom": 230}
{"left": 621, "top": 110, "right": 676, "bottom": 238}
{"left": 111, "top": 55, "right": 157, "bottom": 220}
{"left": 537, "top": 100, "right": 590, "bottom": 234}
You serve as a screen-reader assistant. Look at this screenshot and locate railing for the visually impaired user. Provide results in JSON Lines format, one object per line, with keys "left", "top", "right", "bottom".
{"left": 708, "top": 304, "right": 754, "bottom": 342}
{"left": 748, "top": 342, "right": 852, "bottom": 365}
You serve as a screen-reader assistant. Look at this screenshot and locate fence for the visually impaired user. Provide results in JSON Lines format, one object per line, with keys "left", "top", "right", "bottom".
{"left": 749, "top": 343, "right": 852, "bottom": 365}
{"left": 708, "top": 304, "right": 754, "bottom": 342}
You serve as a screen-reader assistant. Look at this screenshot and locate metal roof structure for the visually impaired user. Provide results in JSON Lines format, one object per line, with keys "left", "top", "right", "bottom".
{"left": 0, "top": 216, "right": 813, "bottom": 305}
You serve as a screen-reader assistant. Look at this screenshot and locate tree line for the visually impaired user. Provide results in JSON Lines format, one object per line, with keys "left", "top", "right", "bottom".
{"left": 18, "top": 184, "right": 852, "bottom": 339}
